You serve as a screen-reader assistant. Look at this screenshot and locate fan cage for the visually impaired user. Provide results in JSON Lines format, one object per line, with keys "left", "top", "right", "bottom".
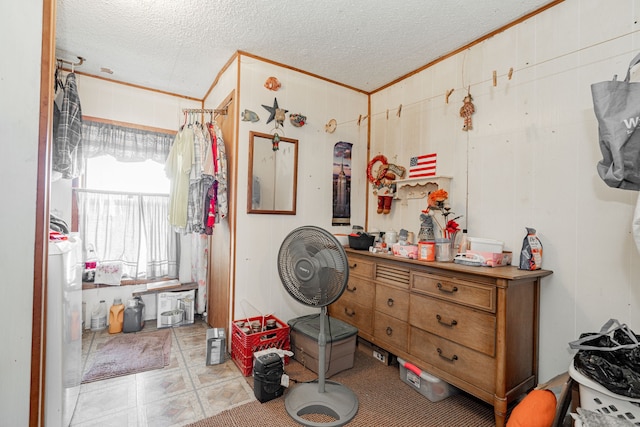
{"left": 278, "top": 226, "right": 349, "bottom": 307}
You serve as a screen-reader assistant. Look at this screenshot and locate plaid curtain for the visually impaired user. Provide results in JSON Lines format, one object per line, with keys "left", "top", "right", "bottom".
{"left": 82, "top": 120, "right": 173, "bottom": 164}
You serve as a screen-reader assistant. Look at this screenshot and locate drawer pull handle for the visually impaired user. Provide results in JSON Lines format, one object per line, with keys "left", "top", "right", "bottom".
{"left": 436, "top": 314, "right": 458, "bottom": 327}
{"left": 386, "top": 326, "right": 393, "bottom": 336}
{"left": 346, "top": 285, "right": 357, "bottom": 293}
{"left": 344, "top": 308, "right": 356, "bottom": 317}
{"left": 437, "top": 283, "right": 458, "bottom": 293}
{"left": 437, "top": 348, "right": 458, "bottom": 362}
{"left": 387, "top": 298, "right": 394, "bottom": 307}
{"left": 349, "top": 263, "right": 357, "bottom": 269}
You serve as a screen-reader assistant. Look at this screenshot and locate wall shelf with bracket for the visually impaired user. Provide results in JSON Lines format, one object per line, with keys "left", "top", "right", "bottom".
{"left": 394, "top": 176, "right": 452, "bottom": 205}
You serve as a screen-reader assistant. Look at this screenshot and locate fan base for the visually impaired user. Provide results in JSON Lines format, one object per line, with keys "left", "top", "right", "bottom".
{"left": 285, "top": 380, "right": 358, "bottom": 427}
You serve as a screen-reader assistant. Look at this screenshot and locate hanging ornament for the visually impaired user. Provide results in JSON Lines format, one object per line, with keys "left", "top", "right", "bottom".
{"left": 272, "top": 132, "right": 281, "bottom": 151}
{"left": 289, "top": 113, "right": 306, "bottom": 127}
{"left": 460, "top": 90, "right": 475, "bottom": 131}
{"left": 241, "top": 109, "right": 260, "bottom": 122}
{"left": 325, "top": 118, "right": 337, "bottom": 133}
{"left": 262, "top": 98, "right": 288, "bottom": 126}
{"left": 264, "top": 76, "right": 281, "bottom": 91}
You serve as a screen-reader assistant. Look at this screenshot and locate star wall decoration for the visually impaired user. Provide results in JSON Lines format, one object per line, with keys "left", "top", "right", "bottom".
{"left": 262, "top": 98, "right": 288, "bottom": 126}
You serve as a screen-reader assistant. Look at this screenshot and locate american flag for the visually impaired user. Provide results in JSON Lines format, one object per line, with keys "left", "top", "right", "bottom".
{"left": 408, "top": 153, "right": 437, "bottom": 178}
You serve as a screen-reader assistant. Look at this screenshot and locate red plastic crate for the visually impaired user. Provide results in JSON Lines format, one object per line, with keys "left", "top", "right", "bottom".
{"left": 231, "top": 314, "right": 290, "bottom": 376}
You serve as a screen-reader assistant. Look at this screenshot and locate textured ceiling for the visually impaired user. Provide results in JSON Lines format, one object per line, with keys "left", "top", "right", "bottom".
{"left": 55, "top": 0, "right": 557, "bottom": 99}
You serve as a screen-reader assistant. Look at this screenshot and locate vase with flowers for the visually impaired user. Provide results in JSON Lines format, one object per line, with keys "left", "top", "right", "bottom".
{"left": 421, "top": 189, "right": 463, "bottom": 249}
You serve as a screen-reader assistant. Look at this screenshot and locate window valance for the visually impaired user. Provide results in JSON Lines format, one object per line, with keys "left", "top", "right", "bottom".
{"left": 82, "top": 120, "right": 174, "bottom": 164}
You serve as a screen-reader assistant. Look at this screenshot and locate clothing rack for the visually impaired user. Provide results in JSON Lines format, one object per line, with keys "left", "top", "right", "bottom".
{"left": 57, "top": 56, "right": 85, "bottom": 68}
{"left": 182, "top": 108, "right": 228, "bottom": 116}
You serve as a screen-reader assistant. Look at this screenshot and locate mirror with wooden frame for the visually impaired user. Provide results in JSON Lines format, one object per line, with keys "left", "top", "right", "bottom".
{"left": 247, "top": 131, "right": 298, "bottom": 214}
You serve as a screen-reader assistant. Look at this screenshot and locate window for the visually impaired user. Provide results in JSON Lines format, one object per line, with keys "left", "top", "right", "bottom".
{"left": 75, "top": 120, "right": 178, "bottom": 281}
{"left": 85, "top": 156, "right": 170, "bottom": 194}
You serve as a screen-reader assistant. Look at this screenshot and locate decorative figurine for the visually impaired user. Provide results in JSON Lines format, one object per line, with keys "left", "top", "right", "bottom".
{"left": 418, "top": 213, "right": 436, "bottom": 241}
{"left": 460, "top": 93, "right": 475, "bottom": 131}
{"left": 264, "top": 76, "right": 281, "bottom": 91}
{"left": 262, "top": 98, "right": 288, "bottom": 126}
{"left": 272, "top": 133, "right": 280, "bottom": 151}
{"left": 289, "top": 113, "right": 306, "bottom": 127}
{"left": 367, "top": 155, "right": 406, "bottom": 215}
{"left": 241, "top": 109, "right": 260, "bottom": 122}
{"left": 325, "top": 118, "right": 337, "bottom": 133}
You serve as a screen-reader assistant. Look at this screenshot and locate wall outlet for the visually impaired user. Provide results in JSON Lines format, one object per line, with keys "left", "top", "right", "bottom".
{"left": 373, "top": 350, "right": 386, "bottom": 363}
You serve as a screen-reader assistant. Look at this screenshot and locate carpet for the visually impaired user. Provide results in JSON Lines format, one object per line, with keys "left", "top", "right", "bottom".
{"left": 187, "top": 346, "right": 496, "bottom": 427}
{"left": 82, "top": 329, "right": 172, "bottom": 383}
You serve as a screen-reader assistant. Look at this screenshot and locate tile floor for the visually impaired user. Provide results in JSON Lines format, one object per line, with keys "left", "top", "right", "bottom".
{"left": 71, "top": 317, "right": 254, "bottom": 426}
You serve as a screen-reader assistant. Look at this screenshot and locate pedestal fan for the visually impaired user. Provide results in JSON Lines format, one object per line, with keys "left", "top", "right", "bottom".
{"left": 278, "top": 226, "right": 359, "bottom": 427}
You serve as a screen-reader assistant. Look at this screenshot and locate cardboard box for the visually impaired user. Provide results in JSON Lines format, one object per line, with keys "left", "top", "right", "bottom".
{"left": 156, "top": 289, "right": 195, "bottom": 328}
{"left": 468, "top": 237, "right": 504, "bottom": 253}
{"left": 288, "top": 314, "right": 357, "bottom": 378}
{"left": 392, "top": 243, "right": 419, "bottom": 259}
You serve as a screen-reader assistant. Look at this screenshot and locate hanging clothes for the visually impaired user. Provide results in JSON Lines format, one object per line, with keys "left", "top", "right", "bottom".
{"left": 52, "top": 72, "right": 83, "bottom": 179}
{"left": 211, "top": 122, "right": 228, "bottom": 222}
{"left": 201, "top": 125, "right": 216, "bottom": 235}
{"left": 165, "top": 113, "right": 228, "bottom": 234}
{"left": 165, "top": 126, "right": 194, "bottom": 229}
{"left": 202, "top": 121, "right": 228, "bottom": 232}
{"left": 186, "top": 123, "right": 209, "bottom": 233}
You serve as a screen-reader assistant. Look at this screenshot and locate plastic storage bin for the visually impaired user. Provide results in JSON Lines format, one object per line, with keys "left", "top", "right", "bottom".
{"left": 288, "top": 314, "right": 358, "bottom": 378}
{"left": 231, "top": 314, "right": 290, "bottom": 376}
{"left": 569, "top": 361, "right": 640, "bottom": 424}
{"left": 398, "top": 357, "right": 458, "bottom": 402}
{"left": 348, "top": 233, "right": 375, "bottom": 250}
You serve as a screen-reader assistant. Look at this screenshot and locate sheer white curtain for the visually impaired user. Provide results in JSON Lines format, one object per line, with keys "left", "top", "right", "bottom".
{"left": 76, "top": 190, "right": 178, "bottom": 280}
{"left": 141, "top": 194, "right": 179, "bottom": 278}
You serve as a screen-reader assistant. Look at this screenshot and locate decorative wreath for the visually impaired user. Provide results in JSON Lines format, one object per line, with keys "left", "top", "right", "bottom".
{"left": 367, "top": 155, "right": 388, "bottom": 186}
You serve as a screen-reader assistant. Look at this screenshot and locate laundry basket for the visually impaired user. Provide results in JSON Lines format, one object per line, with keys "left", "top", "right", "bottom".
{"left": 569, "top": 361, "right": 640, "bottom": 424}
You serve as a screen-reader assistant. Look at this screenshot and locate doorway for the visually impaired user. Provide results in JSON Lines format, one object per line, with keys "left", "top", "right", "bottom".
{"left": 33, "top": 8, "right": 238, "bottom": 421}
{"left": 208, "top": 91, "right": 236, "bottom": 340}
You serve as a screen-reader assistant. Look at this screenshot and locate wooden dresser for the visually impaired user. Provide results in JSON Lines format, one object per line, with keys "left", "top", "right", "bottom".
{"left": 329, "top": 248, "right": 553, "bottom": 427}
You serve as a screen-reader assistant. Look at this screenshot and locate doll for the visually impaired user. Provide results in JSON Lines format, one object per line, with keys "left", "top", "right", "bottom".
{"left": 374, "top": 170, "right": 397, "bottom": 214}
{"left": 367, "top": 155, "right": 405, "bottom": 214}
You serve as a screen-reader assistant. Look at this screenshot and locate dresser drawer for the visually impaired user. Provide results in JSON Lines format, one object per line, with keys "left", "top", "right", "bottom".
{"left": 409, "top": 294, "right": 496, "bottom": 356}
{"left": 411, "top": 272, "right": 495, "bottom": 313}
{"left": 347, "top": 255, "right": 374, "bottom": 279}
{"left": 329, "top": 299, "right": 373, "bottom": 335}
{"left": 409, "top": 326, "right": 495, "bottom": 393}
{"left": 375, "top": 262, "right": 410, "bottom": 290}
{"left": 374, "top": 312, "right": 408, "bottom": 352}
{"left": 343, "top": 276, "right": 375, "bottom": 307}
{"left": 375, "top": 284, "right": 409, "bottom": 321}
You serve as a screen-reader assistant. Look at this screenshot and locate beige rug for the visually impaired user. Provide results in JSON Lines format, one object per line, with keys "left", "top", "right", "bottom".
{"left": 82, "top": 329, "right": 172, "bottom": 383}
{"left": 188, "top": 346, "right": 495, "bottom": 427}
